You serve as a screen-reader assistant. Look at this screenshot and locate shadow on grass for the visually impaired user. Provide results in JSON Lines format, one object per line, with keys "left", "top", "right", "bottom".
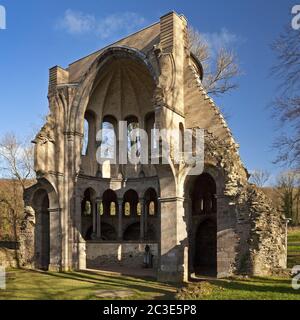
{"left": 26, "top": 269, "right": 177, "bottom": 300}
{"left": 210, "top": 277, "right": 296, "bottom": 296}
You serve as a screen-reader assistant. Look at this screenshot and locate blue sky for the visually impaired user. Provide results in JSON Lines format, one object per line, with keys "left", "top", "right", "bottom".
{"left": 0, "top": 0, "right": 296, "bottom": 182}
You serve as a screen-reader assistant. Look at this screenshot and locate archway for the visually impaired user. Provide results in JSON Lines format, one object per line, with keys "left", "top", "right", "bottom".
{"left": 100, "top": 223, "right": 117, "bottom": 241}
{"left": 192, "top": 173, "right": 217, "bottom": 216}
{"left": 102, "top": 189, "right": 118, "bottom": 216}
{"left": 123, "top": 189, "right": 139, "bottom": 217}
{"left": 144, "top": 188, "right": 158, "bottom": 240}
{"left": 32, "top": 189, "right": 50, "bottom": 270}
{"left": 189, "top": 172, "right": 218, "bottom": 276}
{"left": 123, "top": 222, "right": 140, "bottom": 241}
{"left": 81, "top": 188, "right": 96, "bottom": 240}
{"left": 194, "top": 219, "right": 217, "bottom": 276}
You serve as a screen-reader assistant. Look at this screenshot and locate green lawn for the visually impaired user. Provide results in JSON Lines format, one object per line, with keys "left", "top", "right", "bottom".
{"left": 177, "top": 277, "right": 300, "bottom": 300}
{"left": 0, "top": 229, "right": 299, "bottom": 300}
{"left": 288, "top": 228, "right": 300, "bottom": 268}
{"left": 288, "top": 228, "right": 300, "bottom": 243}
{"left": 0, "top": 269, "right": 299, "bottom": 300}
{"left": 0, "top": 269, "right": 177, "bottom": 300}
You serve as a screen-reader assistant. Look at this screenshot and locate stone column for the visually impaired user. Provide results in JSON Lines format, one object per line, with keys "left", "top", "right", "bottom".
{"left": 92, "top": 200, "right": 96, "bottom": 236}
{"left": 74, "top": 194, "right": 86, "bottom": 270}
{"left": 140, "top": 199, "right": 145, "bottom": 241}
{"left": 118, "top": 199, "right": 123, "bottom": 240}
{"left": 144, "top": 200, "right": 148, "bottom": 240}
{"left": 96, "top": 198, "right": 102, "bottom": 239}
{"left": 157, "top": 196, "right": 188, "bottom": 283}
{"left": 183, "top": 197, "right": 192, "bottom": 274}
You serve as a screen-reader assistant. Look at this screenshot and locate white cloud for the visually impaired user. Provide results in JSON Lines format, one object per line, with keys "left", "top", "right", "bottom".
{"left": 57, "top": 9, "right": 95, "bottom": 34}
{"left": 57, "top": 10, "right": 146, "bottom": 39}
{"left": 96, "top": 12, "right": 146, "bottom": 39}
{"left": 202, "top": 28, "right": 241, "bottom": 55}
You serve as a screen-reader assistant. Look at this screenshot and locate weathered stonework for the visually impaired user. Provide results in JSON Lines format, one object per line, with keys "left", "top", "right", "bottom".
{"left": 23, "top": 11, "right": 287, "bottom": 283}
{"left": 18, "top": 206, "right": 36, "bottom": 268}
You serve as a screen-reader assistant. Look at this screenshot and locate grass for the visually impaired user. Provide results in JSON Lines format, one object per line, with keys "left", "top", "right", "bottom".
{"left": 0, "top": 227, "right": 299, "bottom": 300}
{"left": 177, "top": 277, "right": 300, "bottom": 300}
{"left": 0, "top": 269, "right": 299, "bottom": 300}
{"left": 0, "top": 269, "right": 177, "bottom": 300}
{"left": 288, "top": 227, "right": 300, "bottom": 268}
{"left": 288, "top": 228, "right": 300, "bottom": 243}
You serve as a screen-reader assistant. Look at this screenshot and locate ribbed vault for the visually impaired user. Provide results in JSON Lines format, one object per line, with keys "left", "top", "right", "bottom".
{"left": 87, "top": 57, "right": 155, "bottom": 120}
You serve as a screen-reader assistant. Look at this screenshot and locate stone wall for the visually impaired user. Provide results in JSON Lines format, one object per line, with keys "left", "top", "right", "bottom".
{"left": 236, "top": 185, "right": 287, "bottom": 276}
{"left": 86, "top": 242, "right": 158, "bottom": 269}
{"left": 0, "top": 248, "right": 18, "bottom": 268}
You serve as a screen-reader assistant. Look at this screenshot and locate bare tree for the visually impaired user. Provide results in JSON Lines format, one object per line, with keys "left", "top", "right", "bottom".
{"left": 249, "top": 169, "right": 271, "bottom": 187}
{"left": 271, "top": 26, "right": 300, "bottom": 169}
{"left": 0, "top": 133, "right": 34, "bottom": 192}
{"left": 188, "top": 26, "right": 240, "bottom": 97}
{"left": 276, "top": 171, "right": 300, "bottom": 225}
{"left": 0, "top": 133, "right": 34, "bottom": 265}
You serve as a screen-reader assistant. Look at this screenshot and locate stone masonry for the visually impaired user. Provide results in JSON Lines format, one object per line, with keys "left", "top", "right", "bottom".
{"left": 23, "top": 11, "right": 287, "bottom": 283}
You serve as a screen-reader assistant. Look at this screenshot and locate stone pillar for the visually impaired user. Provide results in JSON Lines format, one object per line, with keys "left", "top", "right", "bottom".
{"left": 140, "top": 199, "right": 145, "bottom": 241}
{"left": 144, "top": 201, "right": 148, "bottom": 239}
{"left": 183, "top": 197, "right": 192, "bottom": 274}
{"left": 96, "top": 198, "right": 102, "bottom": 239}
{"left": 157, "top": 197, "right": 188, "bottom": 283}
{"left": 92, "top": 200, "right": 96, "bottom": 235}
{"left": 48, "top": 208, "right": 62, "bottom": 271}
{"left": 75, "top": 194, "right": 86, "bottom": 270}
{"left": 118, "top": 199, "right": 123, "bottom": 240}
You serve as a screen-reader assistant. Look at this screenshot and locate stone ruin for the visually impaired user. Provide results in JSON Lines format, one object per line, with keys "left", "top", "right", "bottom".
{"left": 21, "top": 11, "right": 287, "bottom": 282}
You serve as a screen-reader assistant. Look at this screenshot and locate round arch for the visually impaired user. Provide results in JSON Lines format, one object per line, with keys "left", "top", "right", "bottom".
{"left": 81, "top": 188, "right": 96, "bottom": 240}
{"left": 123, "top": 222, "right": 140, "bottom": 241}
{"left": 70, "top": 46, "right": 158, "bottom": 136}
{"left": 144, "top": 188, "right": 158, "bottom": 217}
{"left": 122, "top": 189, "right": 139, "bottom": 217}
{"left": 32, "top": 188, "right": 50, "bottom": 270}
{"left": 194, "top": 218, "right": 217, "bottom": 276}
{"left": 102, "top": 189, "right": 118, "bottom": 216}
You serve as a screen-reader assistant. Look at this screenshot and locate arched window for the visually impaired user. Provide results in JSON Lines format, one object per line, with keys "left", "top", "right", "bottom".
{"left": 137, "top": 202, "right": 142, "bottom": 216}
{"left": 124, "top": 202, "right": 131, "bottom": 216}
{"left": 123, "top": 189, "right": 139, "bottom": 216}
{"left": 110, "top": 202, "right": 116, "bottom": 216}
{"left": 144, "top": 188, "right": 158, "bottom": 217}
{"left": 149, "top": 201, "right": 155, "bottom": 216}
{"left": 82, "top": 111, "right": 96, "bottom": 157}
{"left": 83, "top": 201, "right": 92, "bottom": 216}
{"left": 191, "top": 173, "right": 217, "bottom": 215}
{"left": 81, "top": 188, "right": 96, "bottom": 240}
{"left": 82, "top": 118, "right": 89, "bottom": 156}
{"left": 98, "top": 202, "right": 104, "bottom": 216}
{"left": 100, "top": 120, "right": 116, "bottom": 160}
{"left": 126, "top": 116, "right": 141, "bottom": 162}
{"left": 179, "top": 122, "right": 184, "bottom": 153}
{"left": 102, "top": 189, "right": 117, "bottom": 217}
